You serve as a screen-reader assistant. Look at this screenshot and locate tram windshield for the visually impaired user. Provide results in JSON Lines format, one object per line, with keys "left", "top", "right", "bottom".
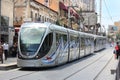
{"left": 20, "top": 27, "right": 46, "bottom": 56}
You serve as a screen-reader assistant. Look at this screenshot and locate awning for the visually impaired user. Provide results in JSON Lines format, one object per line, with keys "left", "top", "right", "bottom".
{"left": 59, "top": 2, "right": 68, "bottom": 11}
{"left": 69, "top": 8, "right": 80, "bottom": 19}
{"left": 59, "top": 2, "right": 80, "bottom": 19}
{"left": 73, "top": 12, "right": 79, "bottom": 19}
{"left": 70, "top": 8, "right": 74, "bottom": 14}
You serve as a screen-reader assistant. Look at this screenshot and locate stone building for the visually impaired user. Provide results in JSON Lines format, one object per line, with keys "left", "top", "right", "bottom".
{"left": 14, "top": 0, "right": 58, "bottom": 27}
{"left": 58, "top": 0, "right": 81, "bottom": 30}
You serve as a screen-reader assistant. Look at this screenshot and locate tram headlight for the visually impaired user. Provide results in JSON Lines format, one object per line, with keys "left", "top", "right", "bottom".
{"left": 35, "top": 55, "right": 39, "bottom": 59}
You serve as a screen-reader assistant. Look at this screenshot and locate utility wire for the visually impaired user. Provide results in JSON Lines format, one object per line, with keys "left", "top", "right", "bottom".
{"left": 103, "top": 0, "right": 114, "bottom": 23}
{"left": 102, "top": 16, "right": 120, "bottom": 19}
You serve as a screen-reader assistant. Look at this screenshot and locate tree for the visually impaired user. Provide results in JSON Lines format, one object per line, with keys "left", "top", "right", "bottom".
{"left": 116, "top": 32, "right": 120, "bottom": 40}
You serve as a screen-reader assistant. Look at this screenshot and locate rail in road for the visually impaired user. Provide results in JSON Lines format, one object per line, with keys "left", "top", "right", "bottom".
{"left": 0, "top": 47, "right": 118, "bottom": 80}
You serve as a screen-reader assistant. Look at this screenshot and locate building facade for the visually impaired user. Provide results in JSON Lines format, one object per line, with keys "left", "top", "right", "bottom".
{"left": 114, "top": 21, "right": 120, "bottom": 32}
{"left": 58, "top": 0, "right": 81, "bottom": 30}
{"left": 0, "top": 0, "right": 14, "bottom": 46}
{"left": 81, "top": 0, "right": 95, "bottom": 12}
{"left": 108, "top": 25, "right": 118, "bottom": 41}
{"left": 14, "top": 0, "right": 58, "bottom": 27}
{"left": 35, "top": 0, "right": 59, "bottom": 12}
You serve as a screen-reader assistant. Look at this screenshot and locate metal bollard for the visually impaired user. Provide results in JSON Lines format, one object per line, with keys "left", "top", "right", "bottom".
{"left": 116, "top": 56, "right": 120, "bottom": 80}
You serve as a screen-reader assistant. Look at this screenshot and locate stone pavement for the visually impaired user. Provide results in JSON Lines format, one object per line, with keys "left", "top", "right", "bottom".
{"left": 0, "top": 46, "right": 119, "bottom": 80}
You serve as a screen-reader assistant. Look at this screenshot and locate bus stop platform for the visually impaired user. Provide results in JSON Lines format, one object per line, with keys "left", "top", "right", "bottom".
{"left": 0, "top": 57, "right": 17, "bottom": 70}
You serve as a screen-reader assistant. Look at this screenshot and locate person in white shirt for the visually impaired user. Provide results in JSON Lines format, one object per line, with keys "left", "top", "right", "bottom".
{"left": 3, "top": 42, "right": 9, "bottom": 60}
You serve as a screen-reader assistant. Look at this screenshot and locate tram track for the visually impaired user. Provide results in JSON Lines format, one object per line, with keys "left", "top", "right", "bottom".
{"left": 93, "top": 56, "right": 113, "bottom": 80}
{"left": 10, "top": 71, "right": 37, "bottom": 80}
{"left": 1, "top": 48, "right": 113, "bottom": 80}
{"left": 9, "top": 53, "right": 106, "bottom": 80}
{"left": 0, "top": 68, "right": 40, "bottom": 80}
{"left": 64, "top": 51, "right": 113, "bottom": 80}
{"left": 10, "top": 53, "right": 110, "bottom": 80}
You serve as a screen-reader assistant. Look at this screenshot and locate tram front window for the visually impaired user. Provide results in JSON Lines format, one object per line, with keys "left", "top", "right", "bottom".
{"left": 20, "top": 27, "right": 46, "bottom": 56}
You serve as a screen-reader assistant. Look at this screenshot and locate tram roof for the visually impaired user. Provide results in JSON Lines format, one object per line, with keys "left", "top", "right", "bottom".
{"left": 94, "top": 35, "right": 107, "bottom": 39}
{"left": 20, "top": 22, "right": 106, "bottom": 39}
{"left": 49, "top": 23, "right": 68, "bottom": 33}
{"left": 20, "top": 22, "right": 50, "bottom": 28}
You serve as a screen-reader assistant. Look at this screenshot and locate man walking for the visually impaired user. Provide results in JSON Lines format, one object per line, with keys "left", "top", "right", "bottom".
{"left": 3, "top": 42, "right": 8, "bottom": 60}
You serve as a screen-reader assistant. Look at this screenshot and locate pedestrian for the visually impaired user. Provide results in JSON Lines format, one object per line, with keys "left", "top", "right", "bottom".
{"left": 0, "top": 43, "right": 4, "bottom": 63}
{"left": 11, "top": 43, "right": 18, "bottom": 57}
{"left": 114, "top": 42, "right": 120, "bottom": 59}
{"left": 2, "top": 42, "right": 9, "bottom": 60}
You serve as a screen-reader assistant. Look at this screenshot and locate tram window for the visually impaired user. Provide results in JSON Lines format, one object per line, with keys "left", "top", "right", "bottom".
{"left": 70, "top": 36, "right": 78, "bottom": 48}
{"left": 56, "top": 33, "right": 67, "bottom": 49}
{"left": 85, "top": 38, "right": 88, "bottom": 46}
{"left": 91, "top": 38, "right": 94, "bottom": 46}
{"left": 63, "top": 34, "right": 67, "bottom": 45}
{"left": 38, "top": 33, "right": 53, "bottom": 58}
{"left": 88, "top": 38, "right": 91, "bottom": 46}
{"left": 94, "top": 39, "right": 97, "bottom": 46}
{"left": 56, "top": 33, "right": 60, "bottom": 45}
{"left": 81, "top": 37, "right": 85, "bottom": 50}
{"left": 87, "top": 38, "right": 90, "bottom": 45}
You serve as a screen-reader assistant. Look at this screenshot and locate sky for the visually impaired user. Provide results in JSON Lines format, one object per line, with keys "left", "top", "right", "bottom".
{"left": 96, "top": 0, "right": 120, "bottom": 30}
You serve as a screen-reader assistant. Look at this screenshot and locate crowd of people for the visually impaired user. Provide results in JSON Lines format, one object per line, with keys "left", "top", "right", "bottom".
{"left": 0, "top": 42, "right": 18, "bottom": 63}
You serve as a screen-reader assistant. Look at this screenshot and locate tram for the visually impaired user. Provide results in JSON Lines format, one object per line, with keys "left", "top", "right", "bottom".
{"left": 17, "top": 22, "right": 106, "bottom": 68}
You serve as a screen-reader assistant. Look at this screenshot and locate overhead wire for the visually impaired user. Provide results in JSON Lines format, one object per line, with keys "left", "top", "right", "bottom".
{"left": 103, "top": 0, "right": 114, "bottom": 23}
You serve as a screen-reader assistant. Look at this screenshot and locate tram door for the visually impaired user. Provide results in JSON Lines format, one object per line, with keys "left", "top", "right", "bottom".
{"left": 85, "top": 38, "right": 91, "bottom": 55}
{"left": 90, "top": 37, "right": 94, "bottom": 53}
{"left": 80, "top": 37, "right": 85, "bottom": 57}
{"left": 69, "top": 35, "right": 79, "bottom": 61}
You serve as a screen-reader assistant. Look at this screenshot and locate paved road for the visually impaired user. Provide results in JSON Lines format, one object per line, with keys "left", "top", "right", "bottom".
{"left": 0, "top": 47, "right": 118, "bottom": 80}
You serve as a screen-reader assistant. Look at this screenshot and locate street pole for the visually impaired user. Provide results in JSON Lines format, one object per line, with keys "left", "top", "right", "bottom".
{"left": 100, "top": 0, "right": 102, "bottom": 34}
{"left": 88, "top": 17, "right": 90, "bottom": 33}
{"left": 68, "top": 6, "right": 71, "bottom": 28}
{"left": 13, "top": 0, "right": 17, "bottom": 26}
{"left": 68, "top": 0, "right": 71, "bottom": 29}
{"left": 0, "top": 0, "right": 1, "bottom": 41}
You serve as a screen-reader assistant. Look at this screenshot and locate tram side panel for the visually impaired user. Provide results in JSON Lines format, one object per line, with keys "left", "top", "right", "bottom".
{"left": 69, "top": 34, "right": 79, "bottom": 61}
{"left": 94, "top": 38, "right": 99, "bottom": 51}
{"left": 85, "top": 38, "right": 91, "bottom": 55}
{"left": 80, "top": 36, "right": 85, "bottom": 57}
{"left": 94, "top": 37, "right": 106, "bottom": 52}
{"left": 103, "top": 38, "right": 106, "bottom": 49}
{"left": 55, "top": 32, "right": 69, "bottom": 65}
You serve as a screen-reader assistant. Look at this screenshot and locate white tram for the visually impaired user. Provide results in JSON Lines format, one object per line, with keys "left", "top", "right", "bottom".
{"left": 17, "top": 22, "right": 106, "bottom": 68}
